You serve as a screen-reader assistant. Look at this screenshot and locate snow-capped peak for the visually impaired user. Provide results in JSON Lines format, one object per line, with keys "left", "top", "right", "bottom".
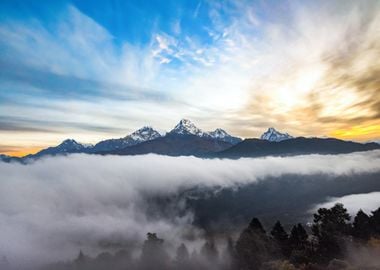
{"left": 92, "top": 126, "right": 161, "bottom": 152}
{"left": 209, "top": 128, "right": 229, "bottom": 139}
{"left": 208, "top": 128, "right": 242, "bottom": 144}
{"left": 127, "top": 126, "right": 161, "bottom": 142}
{"left": 260, "top": 127, "right": 293, "bottom": 142}
{"left": 170, "top": 119, "right": 206, "bottom": 136}
{"left": 169, "top": 120, "right": 242, "bottom": 144}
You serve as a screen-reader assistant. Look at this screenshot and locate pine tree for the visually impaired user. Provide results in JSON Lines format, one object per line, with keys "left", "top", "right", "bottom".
{"left": 76, "top": 250, "right": 85, "bottom": 261}
{"left": 289, "top": 224, "right": 308, "bottom": 250}
{"left": 249, "top": 218, "right": 266, "bottom": 234}
{"left": 140, "top": 232, "right": 169, "bottom": 270}
{"left": 176, "top": 243, "right": 189, "bottom": 261}
{"left": 312, "top": 203, "right": 351, "bottom": 263}
{"left": 370, "top": 207, "right": 380, "bottom": 235}
{"left": 270, "top": 221, "right": 289, "bottom": 257}
{"left": 288, "top": 224, "right": 309, "bottom": 264}
{"left": 235, "top": 217, "right": 273, "bottom": 270}
{"left": 74, "top": 250, "right": 87, "bottom": 269}
{"left": 175, "top": 243, "right": 190, "bottom": 270}
{"left": 352, "top": 210, "right": 371, "bottom": 240}
{"left": 271, "top": 221, "right": 288, "bottom": 243}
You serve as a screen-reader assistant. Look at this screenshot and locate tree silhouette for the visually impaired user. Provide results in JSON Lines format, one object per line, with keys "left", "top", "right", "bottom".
{"left": 370, "top": 207, "right": 380, "bottom": 235}
{"left": 352, "top": 210, "right": 371, "bottom": 240}
{"left": 176, "top": 243, "right": 190, "bottom": 262}
{"left": 312, "top": 203, "right": 351, "bottom": 236}
{"left": 45, "top": 203, "right": 380, "bottom": 270}
{"left": 288, "top": 224, "right": 309, "bottom": 264}
{"left": 270, "top": 221, "right": 289, "bottom": 257}
{"left": 235, "top": 217, "right": 274, "bottom": 270}
{"left": 140, "top": 232, "right": 169, "bottom": 270}
{"left": 175, "top": 243, "right": 191, "bottom": 270}
{"left": 74, "top": 250, "right": 88, "bottom": 270}
{"left": 289, "top": 224, "right": 308, "bottom": 250}
{"left": 249, "top": 217, "right": 266, "bottom": 234}
{"left": 312, "top": 203, "right": 351, "bottom": 263}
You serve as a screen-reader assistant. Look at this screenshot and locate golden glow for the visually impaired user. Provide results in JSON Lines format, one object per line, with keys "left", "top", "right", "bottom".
{"left": 238, "top": 2, "right": 380, "bottom": 141}
{"left": 3, "top": 147, "right": 43, "bottom": 157}
{"left": 330, "top": 122, "right": 380, "bottom": 141}
{"left": 1, "top": 2, "right": 379, "bottom": 156}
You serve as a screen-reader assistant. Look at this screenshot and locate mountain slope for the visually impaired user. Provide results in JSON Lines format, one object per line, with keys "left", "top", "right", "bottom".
{"left": 260, "top": 127, "right": 293, "bottom": 142}
{"left": 14, "top": 120, "right": 242, "bottom": 160}
{"left": 92, "top": 126, "right": 161, "bottom": 152}
{"left": 0, "top": 154, "right": 21, "bottom": 163}
{"left": 0, "top": 154, "right": 9, "bottom": 162}
{"left": 107, "top": 133, "right": 233, "bottom": 156}
{"left": 209, "top": 128, "right": 242, "bottom": 144}
{"left": 100, "top": 119, "right": 240, "bottom": 157}
{"left": 24, "top": 139, "right": 92, "bottom": 159}
{"left": 169, "top": 119, "right": 207, "bottom": 137}
{"left": 218, "top": 137, "right": 380, "bottom": 158}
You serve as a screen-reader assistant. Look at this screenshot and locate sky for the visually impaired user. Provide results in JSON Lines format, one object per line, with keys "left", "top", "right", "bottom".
{"left": 0, "top": 0, "right": 379, "bottom": 156}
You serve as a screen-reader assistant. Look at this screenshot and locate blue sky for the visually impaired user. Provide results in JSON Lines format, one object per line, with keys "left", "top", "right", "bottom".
{"left": 0, "top": 0, "right": 379, "bottom": 155}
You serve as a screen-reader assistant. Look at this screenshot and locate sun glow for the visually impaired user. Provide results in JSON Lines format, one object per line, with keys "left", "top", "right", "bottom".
{"left": 3, "top": 147, "right": 43, "bottom": 157}
{"left": 330, "top": 121, "right": 380, "bottom": 141}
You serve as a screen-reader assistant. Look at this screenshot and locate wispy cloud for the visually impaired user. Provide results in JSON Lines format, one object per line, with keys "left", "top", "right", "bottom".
{"left": 0, "top": 1, "right": 379, "bottom": 155}
{"left": 238, "top": 1, "right": 380, "bottom": 139}
{"left": 0, "top": 2, "right": 256, "bottom": 153}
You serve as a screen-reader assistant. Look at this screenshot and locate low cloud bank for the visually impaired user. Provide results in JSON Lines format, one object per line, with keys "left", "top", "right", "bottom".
{"left": 1, "top": 150, "right": 380, "bottom": 266}
{"left": 311, "top": 191, "right": 380, "bottom": 217}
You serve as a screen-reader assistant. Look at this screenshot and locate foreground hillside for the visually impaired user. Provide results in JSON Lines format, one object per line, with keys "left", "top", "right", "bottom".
{"left": 31, "top": 203, "right": 380, "bottom": 270}
{"left": 1, "top": 151, "right": 379, "bottom": 269}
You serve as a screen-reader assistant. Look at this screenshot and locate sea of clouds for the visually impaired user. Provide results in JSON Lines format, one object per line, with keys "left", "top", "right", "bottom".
{"left": 1, "top": 150, "right": 380, "bottom": 266}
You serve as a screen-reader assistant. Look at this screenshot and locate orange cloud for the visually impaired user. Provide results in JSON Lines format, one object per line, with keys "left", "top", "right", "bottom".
{"left": 2, "top": 147, "right": 42, "bottom": 157}
{"left": 237, "top": 1, "right": 380, "bottom": 140}
{"left": 329, "top": 121, "right": 380, "bottom": 142}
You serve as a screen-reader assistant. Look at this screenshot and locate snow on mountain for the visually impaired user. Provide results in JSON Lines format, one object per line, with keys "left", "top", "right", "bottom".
{"left": 13, "top": 120, "right": 243, "bottom": 159}
{"left": 170, "top": 119, "right": 208, "bottom": 137}
{"left": 260, "top": 127, "right": 293, "bottom": 142}
{"left": 129, "top": 126, "right": 161, "bottom": 142}
{"left": 169, "top": 119, "right": 242, "bottom": 144}
{"left": 209, "top": 128, "right": 228, "bottom": 139}
{"left": 209, "top": 128, "right": 242, "bottom": 144}
{"left": 92, "top": 126, "right": 161, "bottom": 152}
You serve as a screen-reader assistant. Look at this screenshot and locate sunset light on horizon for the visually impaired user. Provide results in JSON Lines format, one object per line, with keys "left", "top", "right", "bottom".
{"left": 0, "top": 0, "right": 379, "bottom": 156}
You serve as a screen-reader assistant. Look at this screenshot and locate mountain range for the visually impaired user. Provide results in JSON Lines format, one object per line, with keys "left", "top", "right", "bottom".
{"left": 218, "top": 137, "right": 380, "bottom": 158}
{"left": 2, "top": 119, "right": 379, "bottom": 162}
{"left": 18, "top": 119, "right": 241, "bottom": 160}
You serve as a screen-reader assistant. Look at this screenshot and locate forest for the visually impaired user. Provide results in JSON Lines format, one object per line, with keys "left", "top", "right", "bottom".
{"left": 13, "top": 203, "right": 378, "bottom": 270}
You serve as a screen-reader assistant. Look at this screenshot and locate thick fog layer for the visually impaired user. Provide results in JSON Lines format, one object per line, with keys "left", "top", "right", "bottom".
{"left": 1, "top": 150, "right": 380, "bottom": 266}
